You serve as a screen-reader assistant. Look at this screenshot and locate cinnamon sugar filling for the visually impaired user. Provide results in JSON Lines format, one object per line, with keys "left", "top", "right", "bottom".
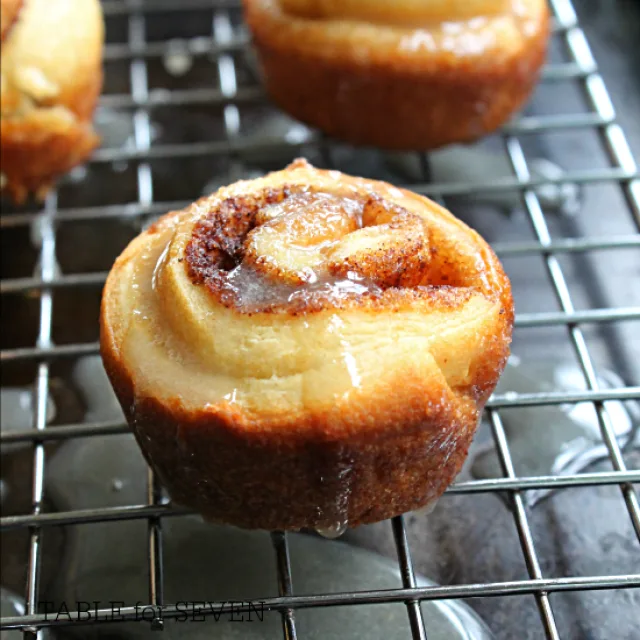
{"left": 184, "top": 187, "right": 452, "bottom": 314}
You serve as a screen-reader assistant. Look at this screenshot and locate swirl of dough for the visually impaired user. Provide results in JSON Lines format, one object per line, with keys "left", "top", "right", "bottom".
{"left": 101, "top": 159, "right": 513, "bottom": 530}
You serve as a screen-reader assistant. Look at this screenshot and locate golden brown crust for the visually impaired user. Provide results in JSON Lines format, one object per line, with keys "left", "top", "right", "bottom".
{"left": 0, "top": 0, "right": 23, "bottom": 41}
{"left": 100, "top": 160, "right": 514, "bottom": 530}
{"left": 243, "top": 0, "right": 550, "bottom": 149}
{"left": 0, "top": 0, "right": 104, "bottom": 203}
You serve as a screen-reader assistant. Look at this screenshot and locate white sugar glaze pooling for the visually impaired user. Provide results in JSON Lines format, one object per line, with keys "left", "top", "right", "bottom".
{"left": 223, "top": 262, "right": 384, "bottom": 311}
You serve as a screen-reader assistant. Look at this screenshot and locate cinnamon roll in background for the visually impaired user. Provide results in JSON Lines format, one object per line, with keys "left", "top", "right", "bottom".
{"left": 243, "top": 0, "right": 550, "bottom": 149}
{"left": 0, "top": 0, "right": 104, "bottom": 203}
{"left": 100, "top": 159, "right": 514, "bottom": 531}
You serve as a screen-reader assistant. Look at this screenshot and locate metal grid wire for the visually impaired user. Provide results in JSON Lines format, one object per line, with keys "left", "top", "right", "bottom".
{"left": 1, "top": 0, "right": 640, "bottom": 638}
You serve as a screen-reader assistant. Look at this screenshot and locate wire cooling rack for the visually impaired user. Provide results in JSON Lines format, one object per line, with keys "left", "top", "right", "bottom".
{"left": 1, "top": 0, "right": 640, "bottom": 638}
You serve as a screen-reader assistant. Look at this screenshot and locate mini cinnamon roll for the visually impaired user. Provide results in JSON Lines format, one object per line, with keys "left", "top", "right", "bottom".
{"left": 100, "top": 159, "right": 514, "bottom": 531}
{"left": 0, "top": 0, "right": 104, "bottom": 203}
{"left": 243, "top": 0, "right": 550, "bottom": 149}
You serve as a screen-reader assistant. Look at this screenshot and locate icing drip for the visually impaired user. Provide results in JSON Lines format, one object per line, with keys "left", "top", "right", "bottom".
{"left": 316, "top": 521, "right": 349, "bottom": 539}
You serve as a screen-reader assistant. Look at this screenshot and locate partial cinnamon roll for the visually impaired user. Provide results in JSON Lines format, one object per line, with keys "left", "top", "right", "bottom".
{"left": 243, "top": 0, "right": 550, "bottom": 149}
{"left": 0, "top": 0, "right": 104, "bottom": 203}
{"left": 100, "top": 159, "right": 514, "bottom": 531}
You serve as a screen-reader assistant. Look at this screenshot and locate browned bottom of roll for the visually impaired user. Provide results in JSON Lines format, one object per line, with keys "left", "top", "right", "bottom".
{"left": 101, "top": 337, "right": 488, "bottom": 530}
{"left": 253, "top": 39, "right": 547, "bottom": 150}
